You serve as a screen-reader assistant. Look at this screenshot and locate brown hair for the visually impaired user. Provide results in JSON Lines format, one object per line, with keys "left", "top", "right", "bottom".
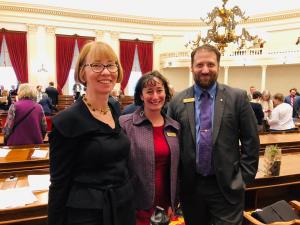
{"left": 74, "top": 41, "right": 123, "bottom": 86}
{"left": 191, "top": 44, "right": 221, "bottom": 66}
{"left": 273, "top": 93, "right": 284, "bottom": 102}
{"left": 134, "top": 70, "right": 172, "bottom": 106}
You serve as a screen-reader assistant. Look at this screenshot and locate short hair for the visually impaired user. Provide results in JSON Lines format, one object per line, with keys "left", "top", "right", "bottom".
{"left": 134, "top": 70, "right": 172, "bottom": 106}
{"left": 18, "top": 83, "right": 37, "bottom": 101}
{"left": 273, "top": 93, "right": 284, "bottom": 102}
{"left": 191, "top": 44, "right": 221, "bottom": 66}
{"left": 290, "top": 88, "right": 297, "bottom": 93}
{"left": 252, "top": 91, "right": 262, "bottom": 99}
{"left": 75, "top": 41, "right": 123, "bottom": 86}
{"left": 49, "top": 82, "right": 54, "bottom": 86}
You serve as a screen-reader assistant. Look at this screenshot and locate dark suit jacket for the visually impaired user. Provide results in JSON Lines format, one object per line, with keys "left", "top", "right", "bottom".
{"left": 250, "top": 102, "right": 264, "bottom": 125}
{"left": 168, "top": 83, "right": 259, "bottom": 204}
{"left": 284, "top": 95, "right": 300, "bottom": 118}
{"left": 48, "top": 97, "right": 133, "bottom": 225}
{"left": 45, "top": 86, "right": 59, "bottom": 105}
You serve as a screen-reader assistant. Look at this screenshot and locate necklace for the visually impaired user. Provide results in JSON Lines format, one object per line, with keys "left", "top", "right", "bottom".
{"left": 82, "top": 95, "right": 110, "bottom": 115}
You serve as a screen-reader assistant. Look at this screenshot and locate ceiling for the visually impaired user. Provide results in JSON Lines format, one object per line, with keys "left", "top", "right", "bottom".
{"left": 4, "top": 0, "right": 300, "bottom": 19}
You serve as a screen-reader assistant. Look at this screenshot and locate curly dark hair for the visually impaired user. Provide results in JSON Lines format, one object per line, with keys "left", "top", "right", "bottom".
{"left": 134, "top": 70, "right": 172, "bottom": 106}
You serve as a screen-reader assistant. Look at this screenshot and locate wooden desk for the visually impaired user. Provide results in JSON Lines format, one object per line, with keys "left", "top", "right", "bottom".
{"left": 0, "top": 133, "right": 49, "bottom": 146}
{"left": 245, "top": 149, "right": 300, "bottom": 210}
{"left": 0, "top": 145, "right": 49, "bottom": 173}
{"left": 259, "top": 133, "right": 300, "bottom": 149}
{"left": 0, "top": 169, "right": 48, "bottom": 225}
{"left": 0, "top": 134, "right": 3, "bottom": 146}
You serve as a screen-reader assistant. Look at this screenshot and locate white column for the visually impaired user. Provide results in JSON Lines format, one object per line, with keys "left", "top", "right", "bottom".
{"left": 153, "top": 35, "right": 162, "bottom": 71}
{"left": 26, "top": 24, "right": 38, "bottom": 85}
{"left": 223, "top": 66, "right": 229, "bottom": 85}
{"left": 45, "top": 26, "right": 56, "bottom": 87}
{"left": 110, "top": 31, "right": 120, "bottom": 56}
{"left": 261, "top": 65, "right": 267, "bottom": 91}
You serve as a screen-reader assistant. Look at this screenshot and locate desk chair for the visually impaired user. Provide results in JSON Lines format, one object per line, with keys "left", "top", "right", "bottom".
{"left": 244, "top": 200, "right": 300, "bottom": 225}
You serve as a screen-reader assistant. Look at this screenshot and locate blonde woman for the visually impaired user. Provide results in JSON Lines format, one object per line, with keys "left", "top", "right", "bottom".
{"left": 261, "top": 90, "right": 273, "bottom": 131}
{"left": 48, "top": 41, "right": 135, "bottom": 225}
{"left": 3, "top": 83, "right": 47, "bottom": 145}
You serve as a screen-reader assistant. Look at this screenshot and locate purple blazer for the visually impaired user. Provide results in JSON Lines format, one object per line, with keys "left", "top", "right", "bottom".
{"left": 119, "top": 107, "right": 180, "bottom": 210}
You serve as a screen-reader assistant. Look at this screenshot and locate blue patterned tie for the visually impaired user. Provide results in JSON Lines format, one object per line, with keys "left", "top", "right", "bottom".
{"left": 198, "top": 91, "right": 213, "bottom": 176}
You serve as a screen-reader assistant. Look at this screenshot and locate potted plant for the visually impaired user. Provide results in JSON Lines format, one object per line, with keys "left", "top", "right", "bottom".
{"left": 263, "top": 145, "right": 282, "bottom": 176}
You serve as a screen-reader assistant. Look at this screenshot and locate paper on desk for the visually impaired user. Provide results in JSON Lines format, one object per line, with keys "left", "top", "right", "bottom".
{"left": 28, "top": 175, "right": 50, "bottom": 191}
{"left": 0, "top": 187, "right": 37, "bottom": 209}
{"left": 31, "top": 149, "right": 48, "bottom": 159}
{"left": 0, "top": 148, "right": 11, "bottom": 157}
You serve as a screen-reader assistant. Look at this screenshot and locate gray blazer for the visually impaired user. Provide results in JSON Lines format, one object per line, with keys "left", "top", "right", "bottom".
{"left": 168, "top": 83, "right": 259, "bottom": 204}
{"left": 119, "top": 107, "right": 180, "bottom": 210}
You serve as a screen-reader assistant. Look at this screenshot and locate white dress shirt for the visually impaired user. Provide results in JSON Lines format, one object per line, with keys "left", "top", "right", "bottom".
{"left": 267, "top": 102, "right": 295, "bottom": 130}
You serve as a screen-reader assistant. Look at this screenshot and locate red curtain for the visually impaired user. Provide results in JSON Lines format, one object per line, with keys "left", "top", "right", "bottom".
{"left": 137, "top": 42, "right": 153, "bottom": 75}
{"left": 0, "top": 32, "right": 3, "bottom": 55}
{"left": 120, "top": 40, "right": 136, "bottom": 92}
{"left": 77, "top": 36, "right": 94, "bottom": 52}
{"left": 56, "top": 35, "right": 76, "bottom": 94}
{"left": 5, "top": 31, "right": 28, "bottom": 83}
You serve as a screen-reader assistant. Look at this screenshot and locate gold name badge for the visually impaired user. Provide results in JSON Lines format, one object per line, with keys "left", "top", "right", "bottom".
{"left": 166, "top": 132, "right": 177, "bottom": 137}
{"left": 183, "top": 98, "right": 195, "bottom": 103}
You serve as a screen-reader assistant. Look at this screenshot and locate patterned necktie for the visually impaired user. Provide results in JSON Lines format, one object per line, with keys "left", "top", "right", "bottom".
{"left": 291, "top": 96, "right": 294, "bottom": 107}
{"left": 198, "top": 91, "right": 213, "bottom": 176}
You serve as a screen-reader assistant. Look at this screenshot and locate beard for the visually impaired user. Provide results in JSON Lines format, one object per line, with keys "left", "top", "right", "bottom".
{"left": 193, "top": 72, "right": 218, "bottom": 89}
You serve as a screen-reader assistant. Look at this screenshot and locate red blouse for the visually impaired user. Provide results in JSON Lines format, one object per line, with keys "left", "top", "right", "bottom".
{"left": 136, "top": 125, "right": 171, "bottom": 225}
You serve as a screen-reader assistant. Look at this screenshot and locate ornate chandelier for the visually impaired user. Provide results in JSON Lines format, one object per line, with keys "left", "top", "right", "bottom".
{"left": 185, "top": 0, "right": 265, "bottom": 53}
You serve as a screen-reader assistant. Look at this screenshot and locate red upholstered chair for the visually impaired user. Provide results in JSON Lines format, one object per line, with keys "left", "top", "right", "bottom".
{"left": 45, "top": 116, "right": 52, "bottom": 132}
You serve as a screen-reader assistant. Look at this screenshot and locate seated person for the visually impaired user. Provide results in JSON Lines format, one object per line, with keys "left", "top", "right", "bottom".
{"left": 39, "top": 93, "right": 56, "bottom": 116}
{"left": 0, "top": 90, "right": 12, "bottom": 110}
{"left": 267, "top": 93, "right": 295, "bottom": 132}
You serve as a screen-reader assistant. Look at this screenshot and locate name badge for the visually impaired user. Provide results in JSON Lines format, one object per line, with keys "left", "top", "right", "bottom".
{"left": 183, "top": 98, "right": 195, "bottom": 103}
{"left": 166, "top": 132, "right": 177, "bottom": 137}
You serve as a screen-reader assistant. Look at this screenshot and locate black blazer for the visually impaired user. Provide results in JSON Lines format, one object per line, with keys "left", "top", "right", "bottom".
{"left": 48, "top": 97, "right": 134, "bottom": 225}
{"left": 168, "top": 83, "right": 259, "bottom": 204}
{"left": 250, "top": 102, "right": 264, "bottom": 125}
{"left": 45, "top": 86, "right": 59, "bottom": 105}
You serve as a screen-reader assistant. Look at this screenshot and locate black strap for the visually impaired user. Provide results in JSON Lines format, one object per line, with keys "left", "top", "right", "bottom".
{"left": 11, "top": 105, "right": 36, "bottom": 132}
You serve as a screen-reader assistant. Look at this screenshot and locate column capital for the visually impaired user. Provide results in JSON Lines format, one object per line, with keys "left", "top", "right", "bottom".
{"left": 46, "top": 26, "right": 56, "bottom": 34}
{"left": 95, "top": 30, "right": 105, "bottom": 39}
{"left": 153, "top": 35, "right": 162, "bottom": 42}
{"left": 110, "top": 31, "right": 120, "bottom": 40}
{"left": 261, "top": 65, "right": 268, "bottom": 70}
{"left": 27, "top": 24, "right": 38, "bottom": 32}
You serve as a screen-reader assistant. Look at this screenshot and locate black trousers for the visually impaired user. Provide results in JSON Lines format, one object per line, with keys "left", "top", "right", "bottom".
{"left": 180, "top": 175, "right": 244, "bottom": 225}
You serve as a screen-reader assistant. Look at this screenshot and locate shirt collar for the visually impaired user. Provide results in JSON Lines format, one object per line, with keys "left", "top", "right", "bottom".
{"left": 194, "top": 82, "right": 217, "bottom": 100}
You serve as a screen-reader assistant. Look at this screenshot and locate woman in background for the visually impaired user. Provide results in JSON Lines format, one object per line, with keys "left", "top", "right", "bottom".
{"left": 119, "top": 71, "right": 180, "bottom": 225}
{"left": 48, "top": 41, "right": 135, "bottom": 225}
{"left": 261, "top": 90, "right": 273, "bottom": 132}
{"left": 3, "top": 83, "right": 47, "bottom": 145}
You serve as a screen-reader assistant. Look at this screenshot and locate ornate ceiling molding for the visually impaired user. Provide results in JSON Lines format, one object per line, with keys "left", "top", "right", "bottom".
{"left": 1, "top": 2, "right": 300, "bottom": 27}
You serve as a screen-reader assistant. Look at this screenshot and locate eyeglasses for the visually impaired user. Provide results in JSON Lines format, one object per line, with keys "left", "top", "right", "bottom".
{"left": 83, "top": 63, "right": 118, "bottom": 73}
